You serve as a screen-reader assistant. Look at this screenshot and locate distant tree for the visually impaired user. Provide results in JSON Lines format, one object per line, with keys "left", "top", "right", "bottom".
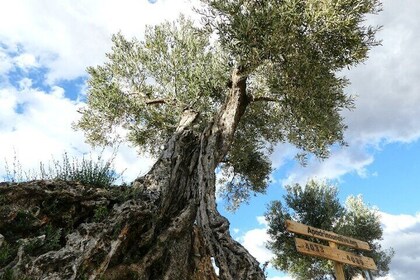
{"left": 265, "top": 180, "right": 394, "bottom": 280}
{"left": 72, "top": 0, "right": 382, "bottom": 278}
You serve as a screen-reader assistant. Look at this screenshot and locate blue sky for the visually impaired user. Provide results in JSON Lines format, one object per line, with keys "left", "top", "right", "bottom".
{"left": 1, "top": 0, "right": 419, "bottom": 279}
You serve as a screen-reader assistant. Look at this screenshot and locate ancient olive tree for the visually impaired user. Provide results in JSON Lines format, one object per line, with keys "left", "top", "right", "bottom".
{"left": 265, "top": 181, "right": 394, "bottom": 280}
{"left": 74, "top": 0, "right": 382, "bottom": 279}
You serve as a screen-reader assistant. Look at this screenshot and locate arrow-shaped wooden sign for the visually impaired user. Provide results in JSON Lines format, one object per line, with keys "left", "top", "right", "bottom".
{"left": 286, "top": 219, "right": 370, "bottom": 251}
{"left": 295, "top": 238, "right": 377, "bottom": 271}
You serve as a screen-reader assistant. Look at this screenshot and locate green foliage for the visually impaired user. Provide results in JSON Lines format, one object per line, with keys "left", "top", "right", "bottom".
{"left": 40, "top": 224, "right": 62, "bottom": 252}
{"left": 48, "top": 152, "right": 119, "bottom": 187}
{"left": 265, "top": 181, "right": 393, "bottom": 279}
{"left": 0, "top": 268, "right": 32, "bottom": 280}
{"left": 76, "top": 17, "right": 230, "bottom": 155}
{"left": 201, "top": 0, "right": 381, "bottom": 71}
{"left": 2, "top": 152, "right": 120, "bottom": 188}
{"left": 76, "top": 0, "right": 381, "bottom": 207}
{"left": 11, "top": 211, "right": 37, "bottom": 233}
{"left": 337, "top": 196, "right": 394, "bottom": 277}
{"left": 0, "top": 242, "right": 17, "bottom": 267}
{"left": 93, "top": 205, "right": 109, "bottom": 222}
{"left": 1, "top": 217, "right": 62, "bottom": 261}
{"left": 284, "top": 181, "right": 343, "bottom": 229}
{"left": 3, "top": 152, "right": 36, "bottom": 183}
{"left": 201, "top": 0, "right": 381, "bottom": 160}
{"left": 0, "top": 269, "right": 15, "bottom": 280}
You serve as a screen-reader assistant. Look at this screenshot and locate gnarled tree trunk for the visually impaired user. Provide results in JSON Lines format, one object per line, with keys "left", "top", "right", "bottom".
{"left": 0, "top": 68, "right": 265, "bottom": 280}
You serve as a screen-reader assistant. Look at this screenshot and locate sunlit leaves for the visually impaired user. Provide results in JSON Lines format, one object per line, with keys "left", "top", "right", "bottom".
{"left": 76, "top": 17, "right": 229, "bottom": 155}
{"left": 201, "top": 0, "right": 381, "bottom": 71}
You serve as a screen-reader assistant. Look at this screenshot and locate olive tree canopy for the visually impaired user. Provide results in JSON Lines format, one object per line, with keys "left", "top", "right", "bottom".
{"left": 76, "top": 0, "right": 381, "bottom": 208}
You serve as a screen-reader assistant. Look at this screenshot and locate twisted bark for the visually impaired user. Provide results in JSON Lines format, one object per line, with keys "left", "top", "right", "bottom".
{"left": 0, "top": 68, "right": 265, "bottom": 279}
{"left": 195, "top": 69, "right": 264, "bottom": 279}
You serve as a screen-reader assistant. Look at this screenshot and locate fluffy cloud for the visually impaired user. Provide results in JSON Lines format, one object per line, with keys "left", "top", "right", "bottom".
{"left": 242, "top": 227, "right": 273, "bottom": 265}
{"left": 239, "top": 217, "right": 289, "bottom": 279}
{"left": 281, "top": 144, "right": 374, "bottom": 186}
{"left": 13, "top": 53, "right": 38, "bottom": 70}
{"left": 239, "top": 216, "right": 273, "bottom": 265}
{"left": 0, "top": 48, "right": 14, "bottom": 76}
{"left": 270, "top": 143, "right": 299, "bottom": 170}
{"left": 0, "top": 0, "right": 197, "bottom": 83}
{"left": 0, "top": 47, "right": 38, "bottom": 80}
{"left": 343, "top": 0, "right": 420, "bottom": 144}
{"left": 379, "top": 212, "right": 420, "bottom": 280}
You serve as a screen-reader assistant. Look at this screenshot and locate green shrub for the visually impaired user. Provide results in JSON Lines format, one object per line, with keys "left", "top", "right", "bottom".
{"left": 48, "top": 152, "right": 119, "bottom": 187}
{"left": 2, "top": 151, "right": 122, "bottom": 188}
{"left": 0, "top": 242, "right": 17, "bottom": 267}
{"left": 93, "top": 205, "right": 109, "bottom": 222}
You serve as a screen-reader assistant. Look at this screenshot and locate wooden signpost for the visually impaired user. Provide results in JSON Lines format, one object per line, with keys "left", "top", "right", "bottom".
{"left": 286, "top": 220, "right": 377, "bottom": 280}
{"left": 294, "top": 238, "right": 377, "bottom": 270}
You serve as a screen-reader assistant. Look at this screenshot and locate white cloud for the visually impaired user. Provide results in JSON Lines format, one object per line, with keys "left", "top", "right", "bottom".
{"left": 0, "top": 48, "right": 14, "bottom": 76}
{"left": 0, "top": 0, "right": 198, "bottom": 83}
{"left": 376, "top": 276, "right": 394, "bottom": 280}
{"left": 282, "top": 145, "right": 374, "bottom": 186}
{"left": 256, "top": 216, "right": 268, "bottom": 226}
{"left": 377, "top": 212, "right": 420, "bottom": 280}
{"left": 241, "top": 227, "right": 273, "bottom": 265}
{"left": 0, "top": 47, "right": 38, "bottom": 79}
{"left": 14, "top": 53, "right": 38, "bottom": 70}
{"left": 380, "top": 212, "right": 420, "bottom": 234}
{"left": 0, "top": 83, "right": 84, "bottom": 178}
{"left": 270, "top": 143, "right": 299, "bottom": 170}
{"left": 238, "top": 217, "right": 293, "bottom": 279}
{"left": 343, "top": 0, "right": 420, "bottom": 143}
{"left": 238, "top": 217, "right": 273, "bottom": 268}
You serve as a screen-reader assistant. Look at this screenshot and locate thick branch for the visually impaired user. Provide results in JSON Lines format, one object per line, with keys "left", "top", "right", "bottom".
{"left": 127, "top": 91, "right": 168, "bottom": 105}
{"left": 210, "top": 68, "right": 250, "bottom": 165}
{"left": 195, "top": 67, "right": 265, "bottom": 279}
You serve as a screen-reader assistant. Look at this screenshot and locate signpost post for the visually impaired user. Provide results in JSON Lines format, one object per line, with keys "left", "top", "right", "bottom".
{"left": 286, "top": 220, "right": 377, "bottom": 280}
{"left": 329, "top": 241, "right": 346, "bottom": 280}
